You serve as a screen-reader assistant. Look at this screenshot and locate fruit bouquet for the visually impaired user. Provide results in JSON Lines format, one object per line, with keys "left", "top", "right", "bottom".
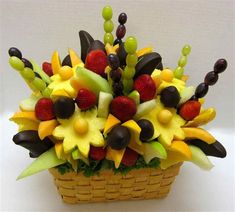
{"left": 9, "top": 6, "right": 227, "bottom": 204}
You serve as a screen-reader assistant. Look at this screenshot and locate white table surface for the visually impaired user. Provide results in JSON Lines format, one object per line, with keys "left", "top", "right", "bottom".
{"left": 0, "top": 0, "right": 235, "bottom": 211}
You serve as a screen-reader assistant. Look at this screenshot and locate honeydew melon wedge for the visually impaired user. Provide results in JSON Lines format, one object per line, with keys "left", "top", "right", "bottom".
{"left": 17, "top": 148, "right": 65, "bottom": 180}
{"left": 188, "top": 145, "right": 214, "bottom": 170}
{"left": 97, "top": 92, "right": 113, "bottom": 118}
{"left": 128, "top": 90, "right": 140, "bottom": 105}
{"left": 179, "top": 86, "right": 195, "bottom": 105}
{"left": 71, "top": 67, "right": 112, "bottom": 96}
{"left": 72, "top": 149, "right": 89, "bottom": 165}
{"left": 19, "top": 94, "right": 41, "bottom": 111}
{"left": 134, "top": 99, "right": 157, "bottom": 120}
{"left": 143, "top": 142, "right": 167, "bottom": 164}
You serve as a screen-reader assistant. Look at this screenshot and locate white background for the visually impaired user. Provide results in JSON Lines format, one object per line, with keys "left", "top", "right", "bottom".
{"left": 0, "top": 0, "right": 235, "bottom": 211}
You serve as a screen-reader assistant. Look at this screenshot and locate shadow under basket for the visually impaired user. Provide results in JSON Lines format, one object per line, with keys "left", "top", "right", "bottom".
{"left": 49, "top": 163, "right": 182, "bottom": 204}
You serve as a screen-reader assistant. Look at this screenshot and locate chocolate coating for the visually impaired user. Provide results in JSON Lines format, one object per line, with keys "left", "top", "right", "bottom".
{"left": 62, "top": 55, "right": 72, "bottom": 67}
{"left": 135, "top": 52, "right": 162, "bottom": 78}
{"left": 189, "top": 139, "right": 227, "bottom": 158}
{"left": 13, "top": 130, "right": 54, "bottom": 158}
{"left": 107, "top": 125, "right": 131, "bottom": 150}
{"left": 87, "top": 40, "right": 106, "bottom": 54}
{"left": 79, "top": 30, "right": 94, "bottom": 62}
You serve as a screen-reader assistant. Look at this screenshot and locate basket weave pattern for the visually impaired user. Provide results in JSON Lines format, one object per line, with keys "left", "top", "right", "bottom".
{"left": 49, "top": 163, "right": 182, "bottom": 204}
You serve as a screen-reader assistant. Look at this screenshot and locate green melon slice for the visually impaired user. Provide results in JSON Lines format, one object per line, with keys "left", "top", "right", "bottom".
{"left": 143, "top": 142, "right": 167, "bottom": 164}
{"left": 188, "top": 145, "right": 214, "bottom": 170}
{"left": 73, "top": 67, "right": 112, "bottom": 96}
{"left": 134, "top": 99, "right": 157, "bottom": 120}
{"left": 17, "top": 148, "right": 65, "bottom": 180}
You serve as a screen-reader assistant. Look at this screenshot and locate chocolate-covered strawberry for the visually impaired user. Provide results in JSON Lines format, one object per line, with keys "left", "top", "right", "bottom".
{"left": 13, "top": 130, "right": 54, "bottom": 158}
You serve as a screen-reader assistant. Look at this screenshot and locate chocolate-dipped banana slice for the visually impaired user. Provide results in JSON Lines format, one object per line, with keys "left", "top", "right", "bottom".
{"left": 62, "top": 55, "right": 72, "bottom": 67}
{"left": 189, "top": 139, "right": 226, "bottom": 158}
{"left": 135, "top": 52, "right": 162, "bottom": 78}
{"left": 13, "top": 130, "right": 54, "bottom": 158}
{"left": 87, "top": 40, "right": 106, "bottom": 54}
{"left": 79, "top": 30, "right": 94, "bottom": 62}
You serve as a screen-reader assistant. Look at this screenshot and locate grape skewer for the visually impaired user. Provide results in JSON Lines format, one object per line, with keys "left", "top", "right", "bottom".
{"left": 194, "top": 59, "right": 227, "bottom": 99}
{"left": 102, "top": 6, "right": 114, "bottom": 45}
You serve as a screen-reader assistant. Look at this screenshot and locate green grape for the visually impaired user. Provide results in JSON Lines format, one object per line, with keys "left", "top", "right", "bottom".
{"left": 104, "top": 20, "right": 114, "bottom": 33}
{"left": 32, "top": 77, "right": 46, "bottom": 91}
{"left": 126, "top": 53, "right": 138, "bottom": 67}
{"left": 178, "top": 56, "right": 187, "bottom": 67}
{"left": 9, "top": 56, "right": 24, "bottom": 71}
{"left": 124, "top": 36, "right": 137, "bottom": 54}
{"left": 123, "top": 67, "right": 136, "bottom": 79}
{"left": 42, "top": 87, "right": 52, "bottom": 97}
{"left": 104, "top": 32, "right": 114, "bottom": 45}
{"left": 174, "top": 66, "right": 184, "bottom": 79}
{"left": 102, "top": 6, "right": 113, "bottom": 20}
{"left": 123, "top": 78, "right": 133, "bottom": 94}
{"left": 182, "top": 45, "right": 191, "bottom": 56}
{"left": 21, "top": 67, "right": 35, "bottom": 80}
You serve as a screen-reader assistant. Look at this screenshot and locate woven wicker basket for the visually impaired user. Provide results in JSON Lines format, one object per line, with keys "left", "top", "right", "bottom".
{"left": 49, "top": 163, "right": 182, "bottom": 204}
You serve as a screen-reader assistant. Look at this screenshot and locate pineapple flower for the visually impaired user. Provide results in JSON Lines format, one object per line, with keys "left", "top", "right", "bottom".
{"left": 48, "top": 65, "right": 79, "bottom": 98}
{"left": 52, "top": 107, "right": 106, "bottom": 162}
{"left": 151, "top": 69, "right": 186, "bottom": 94}
{"left": 48, "top": 48, "right": 85, "bottom": 98}
{"left": 140, "top": 97, "right": 186, "bottom": 147}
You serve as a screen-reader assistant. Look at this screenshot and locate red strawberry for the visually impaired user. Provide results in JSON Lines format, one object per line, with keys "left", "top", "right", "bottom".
{"left": 121, "top": 148, "right": 139, "bottom": 167}
{"left": 134, "top": 74, "right": 156, "bottom": 101}
{"left": 110, "top": 96, "right": 137, "bottom": 122}
{"left": 75, "top": 88, "right": 97, "bottom": 110}
{"left": 179, "top": 100, "right": 201, "bottom": 121}
{"left": 89, "top": 146, "right": 107, "bottom": 161}
{"left": 85, "top": 50, "right": 107, "bottom": 76}
{"left": 35, "top": 98, "right": 55, "bottom": 121}
{"left": 42, "top": 62, "right": 53, "bottom": 76}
